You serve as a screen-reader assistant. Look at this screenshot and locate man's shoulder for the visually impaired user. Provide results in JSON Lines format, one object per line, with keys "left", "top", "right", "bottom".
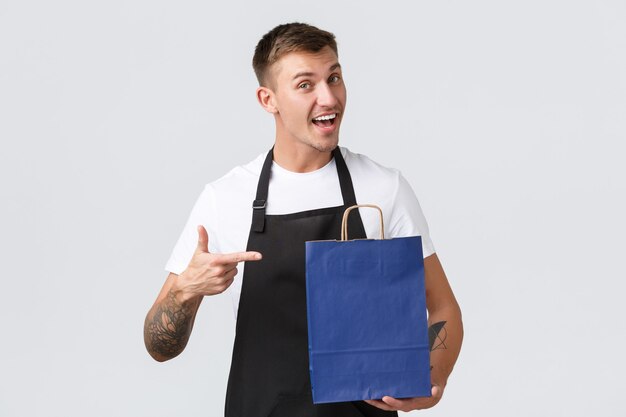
{"left": 341, "top": 147, "right": 401, "bottom": 183}
{"left": 195, "top": 152, "right": 266, "bottom": 207}
{"left": 207, "top": 151, "right": 265, "bottom": 188}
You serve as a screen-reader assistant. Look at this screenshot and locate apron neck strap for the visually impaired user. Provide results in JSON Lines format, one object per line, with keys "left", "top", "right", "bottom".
{"left": 332, "top": 147, "right": 358, "bottom": 207}
{"left": 251, "top": 147, "right": 357, "bottom": 233}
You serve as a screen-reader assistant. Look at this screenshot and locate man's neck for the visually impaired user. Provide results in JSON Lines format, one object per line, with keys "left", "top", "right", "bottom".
{"left": 272, "top": 141, "right": 334, "bottom": 173}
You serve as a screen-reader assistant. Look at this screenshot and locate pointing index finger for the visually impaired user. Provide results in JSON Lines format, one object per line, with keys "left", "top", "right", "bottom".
{"left": 217, "top": 251, "right": 262, "bottom": 264}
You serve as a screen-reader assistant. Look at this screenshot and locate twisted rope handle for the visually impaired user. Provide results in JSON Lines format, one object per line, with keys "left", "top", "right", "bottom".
{"left": 341, "top": 204, "right": 385, "bottom": 241}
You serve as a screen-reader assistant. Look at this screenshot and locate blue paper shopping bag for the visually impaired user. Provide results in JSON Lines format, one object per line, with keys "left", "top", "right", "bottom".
{"left": 305, "top": 204, "right": 431, "bottom": 404}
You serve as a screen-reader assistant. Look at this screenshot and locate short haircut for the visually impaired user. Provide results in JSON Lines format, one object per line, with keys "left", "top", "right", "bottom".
{"left": 253, "top": 22, "right": 338, "bottom": 87}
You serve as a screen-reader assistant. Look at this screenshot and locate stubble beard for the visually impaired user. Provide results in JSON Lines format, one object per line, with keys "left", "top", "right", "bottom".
{"left": 309, "top": 139, "right": 338, "bottom": 153}
{"left": 306, "top": 125, "right": 340, "bottom": 153}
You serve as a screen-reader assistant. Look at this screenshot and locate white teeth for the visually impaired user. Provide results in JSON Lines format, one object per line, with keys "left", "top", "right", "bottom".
{"left": 313, "top": 113, "right": 337, "bottom": 121}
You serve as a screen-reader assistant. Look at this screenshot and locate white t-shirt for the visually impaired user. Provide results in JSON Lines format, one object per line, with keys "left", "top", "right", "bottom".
{"left": 165, "top": 147, "right": 435, "bottom": 316}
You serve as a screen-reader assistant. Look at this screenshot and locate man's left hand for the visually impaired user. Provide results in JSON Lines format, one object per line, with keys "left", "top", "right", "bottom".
{"left": 364, "top": 385, "right": 443, "bottom": 412}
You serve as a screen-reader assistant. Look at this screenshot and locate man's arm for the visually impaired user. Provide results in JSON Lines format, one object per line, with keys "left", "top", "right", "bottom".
{"left": 365, "top": 253, "right": 463, "bottom": 412}
{"left": 423, "top": 253, "right": 463, "bottom": 393}
{"left": 143, "top": 273, "right": 203, "bottom": 362}
{"left": 144, "top": 225, "right": 262, "bottom": 362}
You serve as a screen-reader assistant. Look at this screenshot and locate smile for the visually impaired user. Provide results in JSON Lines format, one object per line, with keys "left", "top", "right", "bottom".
{"left": 312, "top": 113, "right": 337, "bottom": 128}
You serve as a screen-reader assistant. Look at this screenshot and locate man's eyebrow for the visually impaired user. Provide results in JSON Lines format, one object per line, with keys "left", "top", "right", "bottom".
{"left": 291, "top": 63, "right": 342, "bottom": 81}
{"left": 292, "top": 71, "right": 314, "bottom": 81}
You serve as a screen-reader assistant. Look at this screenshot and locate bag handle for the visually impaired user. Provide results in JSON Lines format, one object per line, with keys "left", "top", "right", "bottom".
{"left": 341, "top": 204, "right": 385, "bottom": 241}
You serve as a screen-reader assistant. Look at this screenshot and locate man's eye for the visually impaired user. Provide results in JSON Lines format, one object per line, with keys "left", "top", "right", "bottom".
{"left": 299, "top": 82, "right": 311, "bottom": 89}
{"left": 329, "top": 75, "right": 341, "bottom": 83}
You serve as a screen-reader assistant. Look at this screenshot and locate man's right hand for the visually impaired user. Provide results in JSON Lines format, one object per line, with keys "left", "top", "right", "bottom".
{"left": 173, "top": 225, "right": 262, "bottom": 302}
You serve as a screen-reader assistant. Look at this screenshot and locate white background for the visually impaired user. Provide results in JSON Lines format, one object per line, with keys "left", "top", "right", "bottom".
{"left": 1, "top": 0, "right": 625, "bottom": 416}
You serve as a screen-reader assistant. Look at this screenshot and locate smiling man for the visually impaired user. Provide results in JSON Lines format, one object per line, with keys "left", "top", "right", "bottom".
{"left": 144, "top": 22, "right": 463, "bottom": 416}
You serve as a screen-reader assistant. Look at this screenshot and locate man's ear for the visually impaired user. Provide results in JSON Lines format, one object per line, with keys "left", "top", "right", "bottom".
{"left": 256, "top": 86, "right": 278, "bottom": 114}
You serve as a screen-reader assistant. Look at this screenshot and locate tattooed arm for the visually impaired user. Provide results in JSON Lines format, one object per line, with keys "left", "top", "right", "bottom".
{"left": 143, "top": 273, "right": 203, "bottom": 362}
{"left": 424, "top": 253, "right": 463, "bottom": 395}
{"left": 365, "top": 253, "right": 463, "bottom": 412}
{"left": 144, "top": 226, "right": 262, "bottom": 362}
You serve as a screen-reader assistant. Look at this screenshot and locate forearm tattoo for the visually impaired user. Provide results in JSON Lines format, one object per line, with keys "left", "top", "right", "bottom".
{"left": 144, "top": 290, "right": 198, "bottom": 359}
{"left": 429, "top": 321, "right": 448, "bottom": 352}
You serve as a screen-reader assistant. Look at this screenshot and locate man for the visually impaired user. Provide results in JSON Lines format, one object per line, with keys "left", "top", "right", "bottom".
{"left": 144, "top": 22, "right": 463, "bottom": 416}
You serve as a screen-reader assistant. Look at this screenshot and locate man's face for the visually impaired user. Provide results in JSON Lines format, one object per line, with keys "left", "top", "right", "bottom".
{"left": 266, "top": 46, "right": 346, "bottom": 153}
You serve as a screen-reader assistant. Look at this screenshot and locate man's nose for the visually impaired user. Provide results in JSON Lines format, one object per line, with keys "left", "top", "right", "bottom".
{"left": 316, "top": 82, "right": 339, "bottom": 108}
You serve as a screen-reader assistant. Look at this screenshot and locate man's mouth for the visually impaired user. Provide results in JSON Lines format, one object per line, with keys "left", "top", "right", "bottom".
{"left": 311, "top": 113, "right": 337, "bottom": 128}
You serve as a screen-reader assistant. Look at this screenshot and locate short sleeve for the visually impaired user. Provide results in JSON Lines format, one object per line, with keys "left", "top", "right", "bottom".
{"left": 387, "top": 173, "right": 436, "bottom": 258}
{"left": 164, "top": 184, "right": 220, "bottom": 275}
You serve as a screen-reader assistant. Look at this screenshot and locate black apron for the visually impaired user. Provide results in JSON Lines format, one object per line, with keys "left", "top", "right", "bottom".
{"left": 225, "top": 148, "right": 397, "bottom": 417}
